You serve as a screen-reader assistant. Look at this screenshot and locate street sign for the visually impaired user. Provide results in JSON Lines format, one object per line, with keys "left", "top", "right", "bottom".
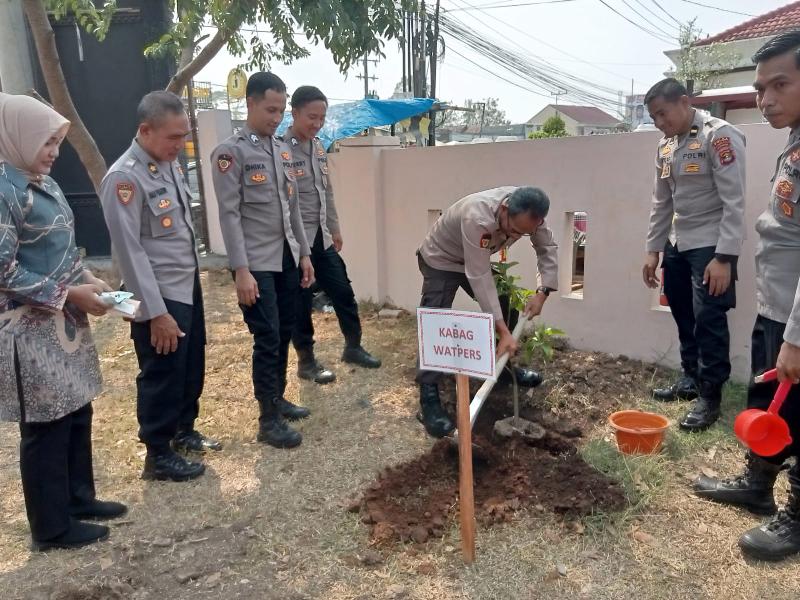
{"left": 227, "top": 68, "right": 247, "bottom": 100}
{"left": 417, "top": 308, "right": 495, "bottom": 380}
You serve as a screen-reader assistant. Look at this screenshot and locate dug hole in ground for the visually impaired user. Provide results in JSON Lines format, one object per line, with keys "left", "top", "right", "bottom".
{"left": 0, "top": 270, "right": 798, "bottom": 599}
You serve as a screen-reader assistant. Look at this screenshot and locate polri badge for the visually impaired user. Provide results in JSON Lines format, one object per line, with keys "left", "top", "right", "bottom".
{"left": 147, "top": 162, "right": 158, "bottom": 175}
{"left": 161, "top": 216, "right": 173, "bottom": 228}
{"left": 116, "top": 182, "right": 135, "bottom": 205}
{"left": 217, "top": 154, "right": 233, "bottom": 173}
{"left": 158, "top": 198, "right": 171, "bottom": 209}
{"left": 250, "top": 173, "right": 266, "bottom": 183}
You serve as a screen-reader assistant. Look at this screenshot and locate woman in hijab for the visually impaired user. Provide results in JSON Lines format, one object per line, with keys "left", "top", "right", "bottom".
{"left": 0, "top": 93, "right": 126, "bottom": 551}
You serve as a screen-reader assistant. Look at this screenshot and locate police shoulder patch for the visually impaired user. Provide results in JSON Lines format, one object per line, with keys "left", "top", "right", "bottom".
{"left": 217, "top": 154, "right": 233, "bottom": 173}
{"left": 712, "top": 136, "right": 735, "bottom": 165}
{"left": 116, "top": 182, "right": 135, "bottom": 205}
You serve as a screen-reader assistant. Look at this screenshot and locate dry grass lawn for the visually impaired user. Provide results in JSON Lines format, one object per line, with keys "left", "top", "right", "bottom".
{"left": 1, "top": 269, "right": 799, "bottom": 599}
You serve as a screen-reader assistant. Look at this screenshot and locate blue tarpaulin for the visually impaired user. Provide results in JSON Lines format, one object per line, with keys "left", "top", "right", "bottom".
{"left": 277, "top": 98, "right": 436, "bottom": 149}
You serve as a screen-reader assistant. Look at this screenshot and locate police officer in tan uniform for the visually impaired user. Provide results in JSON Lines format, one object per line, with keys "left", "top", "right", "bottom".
{"left": 695, "top": 31, "right": 800, "bottom": 562}
{"left": 283, "top": 86, "right": 381, "bottom": 385}
{"left": 642, "top": 78, "right": 746, "bottom": 432}
{"left": 416, "top": 186, "right": 558, "bottom": 437}
{"left": 211, "top": 72, "right": 314, "bottom": 449}
{"left": 101, "top": 91, "right": 220, "bottom": 482}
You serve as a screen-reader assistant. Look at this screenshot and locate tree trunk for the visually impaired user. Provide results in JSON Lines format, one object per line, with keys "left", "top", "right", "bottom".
{"left": 167, "top": 28, "right": 229, "bottom": 95}
{"left": 22, "top": 0, "right": 107, "bottom": 192}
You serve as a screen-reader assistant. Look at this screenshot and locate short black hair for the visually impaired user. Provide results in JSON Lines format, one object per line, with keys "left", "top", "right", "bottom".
{"left": 291, "top": 86, "right": 328, "bottom": 109}
{"left": 246, "top": 72, "right": 286, "bottom": 98}
{"left": 753, "top": 30, "right": 800, "bottom": 68}
{"left": 644, "top": 78, "right": 688, "bottom": 106}
{"left": 137, "top": 91, "right": 185, "bottom": 125}
{"left": 508, "top": 187, "right": 549, "bottom": 219}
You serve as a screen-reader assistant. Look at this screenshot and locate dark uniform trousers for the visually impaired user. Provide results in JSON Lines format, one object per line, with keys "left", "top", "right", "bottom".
{"left": 239, "top": 242, "right": 299, "bottom": 423}
{"left": 415, "top": 253, "right": 518, "bottom": 385}
{"left": 748, "top": 315, "right": 800, "bottom": 464}
{"left": 130, "top": 274, "right": 206, "bottom": 450}
{"left": 662, "top": 242, "right": 736, "bottom": 386}
{"left": 17, "top": 340, "right": 95, "bottom": 540}
{"left": 292, "top": 228, "right": 361, "bottom": 351}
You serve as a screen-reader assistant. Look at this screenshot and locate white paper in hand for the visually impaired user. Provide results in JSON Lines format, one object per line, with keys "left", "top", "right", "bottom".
{"left": 99, "top": 291, "right": 140, "bottom": 319}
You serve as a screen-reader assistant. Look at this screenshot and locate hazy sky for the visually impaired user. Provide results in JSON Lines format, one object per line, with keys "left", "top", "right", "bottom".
{"left": 197, "top": 0, "right": 789, "bottom": 123}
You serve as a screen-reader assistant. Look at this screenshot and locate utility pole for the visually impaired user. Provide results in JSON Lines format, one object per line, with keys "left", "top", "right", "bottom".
{"left": 186, "top": 80, "right": 210, "bottom": 252}
{"left": 551, "top": 88, "right": 566, "bottom": 113}
{"left": 356, "top": 53, "right": 378, "bottom": 99}
{"left": 0, "top": 0, "right": 35, "bottom": 93}
{"left": 428, "top": 0, "right": 441, "bottom": 146}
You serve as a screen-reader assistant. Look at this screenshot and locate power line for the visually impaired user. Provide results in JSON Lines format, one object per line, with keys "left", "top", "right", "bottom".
{"left": 595, "top": 0, "right": 673, "bottom": 43}
{"left": 620, "top": 0, "right": 678, "bottom": 37}
{"left": 446, "top": 0, "right": 578, "bottom": 10}
{"left": 677, "top": 0, "right": 755, "bottom": 17}
{"left": 443, "top": 0, "right": 646, "bottom": 87}
{"left": 629, "top": 0, "right": 680, "bottom": 33}
{"left": 648, "top": 0, "right": 682, "bottom": 26}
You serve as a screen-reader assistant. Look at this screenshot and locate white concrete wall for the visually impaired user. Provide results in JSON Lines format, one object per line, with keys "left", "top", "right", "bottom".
{"left": 197, "top": 109, "right": 234, "bottom": 256}
{"left": 330, "top": 124, "right": 789, "bottom": 381}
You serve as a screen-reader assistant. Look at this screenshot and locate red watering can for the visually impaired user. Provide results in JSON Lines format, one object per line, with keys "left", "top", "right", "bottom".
{"left": 733, "top": 368, "right": 793, "bottom": 457}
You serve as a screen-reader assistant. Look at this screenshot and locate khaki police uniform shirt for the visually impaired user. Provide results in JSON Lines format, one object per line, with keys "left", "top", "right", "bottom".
{"left": 646, "top": 109, "right": 746, "bottom": 256}
{"left": 100, "top": 140, "right": 198, "bottom": 322}
{"left": 282, "top": 127, "right": 341, "bottom": 249}
{"left": 755, "top": 127, "right": 800, "bottom": 345}
{"left": 418, "top": 186, "right": 559, "bottom": 321}
{"left": 211, "top": 125, "right": 311, "bottom": 272}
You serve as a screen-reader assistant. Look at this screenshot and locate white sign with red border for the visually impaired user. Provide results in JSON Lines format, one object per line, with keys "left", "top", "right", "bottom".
{"left": 417, "top": 308, "right": 496, "bottom": 380}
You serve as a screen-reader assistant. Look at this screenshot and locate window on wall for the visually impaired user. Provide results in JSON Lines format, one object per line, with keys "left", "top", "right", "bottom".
{"left": 570, "top": 212, "right": 587, "bottom": 298}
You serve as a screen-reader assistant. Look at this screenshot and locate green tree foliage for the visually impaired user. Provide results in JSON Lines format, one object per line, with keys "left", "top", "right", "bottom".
{"left": 528, "top": 114, "right": 568, "bottom": 139}
{"left": 669, "top": 19, "right": 740, "bottom": 92}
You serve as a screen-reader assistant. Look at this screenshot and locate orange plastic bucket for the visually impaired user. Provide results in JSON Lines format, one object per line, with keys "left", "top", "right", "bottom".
{"left": 609, "top": 410, "right": 670, "bottom": 454}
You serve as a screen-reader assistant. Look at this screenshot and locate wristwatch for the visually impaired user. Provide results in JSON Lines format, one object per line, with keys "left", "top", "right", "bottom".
{"left": 536, "top": 286, "right": 552, "bottom": 297}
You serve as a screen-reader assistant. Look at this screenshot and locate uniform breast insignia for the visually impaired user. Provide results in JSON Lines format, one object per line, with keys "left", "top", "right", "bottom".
{"left": 684, "top": 163, "right": 701, "bottom": 174}
{"left": 316, "top": 148, "right": 325, "bottom": 157}
{"left": 147, "top": 162, "right": 159, "bottom": 175}
{"left": 660, "top": 145, "right": 672, "bottom": 157}
{"left": 250, "top": 173, "right": 267, "bottom": 184}
{"left": 660, "top": 162, "right": 671, "bottom": 179}
{"left": 776, "top": 178, "right": 795, "bottom": 200}
{"left": 782, "top": 200, "right": 794, "bottom": 218}
{"left": 177, "top": 165, "right": 184, "bottom": 176}
{"left": 287, "top": 183, "right": 294, "bottom": 197}
{"left": 116, "top": 182, "right": 135, "bottom": 205}
{"left": 712, "top": 137, "right": 735, "bottom": 165}
{"left": 295, "top": 168, "right": 305, "bottom": 177}
{"left": 158, "top": 198, "right": 171, "bottom": 209}
{"left": 688, "top": 141, "right": 702, "bottom": 150}
{"left": 249, "top": 133, "right": 260, "bottom": 145}
{"left": 161, "top": 216, "right": 173, "bottom": 228}
{"left": 281, "top": 151, "right": 291, "bottom": 161}
{"left": 689, "top": 125, "right": 699, "bottom": 138}
{"left": 321, "top": 164, "right": 329, "bottom": 175}
{"left": 480, "top": 233, "right": 491, "bottom": 249}
{"left": 790, "top": 149, "right": 800, "bottom": 164}
{"left": 291, "top": 137, "right": 298, "bottom": 146}
{"left": 217, "top": 154, "right": 233, "bottom": 173}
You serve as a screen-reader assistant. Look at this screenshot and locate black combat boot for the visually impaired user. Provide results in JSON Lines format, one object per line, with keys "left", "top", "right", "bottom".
{"left": 416, "top": 383, "right": 455, "bottom": 438}
{"left": 679, "top": 381, "right": 721, "bottom": 431}
{"left": 297, "top": 348, "right": 336, "bottom": 384}
{"left": 277, "top": 397, "right": 311, "bottom": 421}
{"left": 172, "top": 429, "right": 223, "bottom": 453}
{"left": 652, "top": 371, "right": 698, "bottom": 402}
{"left": 142, "top": 448, "right": 205, "bottom": 482}
{"left": 693, "top": 451, "right": 782, "bottom": 515}
{"left": 342, "top": 345, "right": 382, "bottom": 368}
{"left": 498, "top": 366, "right": 543, "bottom": 388}
{"left": 739, "top": 466, "right": 800, "bottom": 561}
{"left": 257, "top": 399, "right": 302, "bottom": 448}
